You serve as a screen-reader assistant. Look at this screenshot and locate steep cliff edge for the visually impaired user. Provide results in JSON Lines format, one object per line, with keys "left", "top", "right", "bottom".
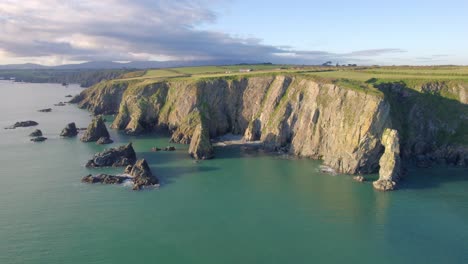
{"left": 71, "top": 74, "right": 467, "bottom": 188}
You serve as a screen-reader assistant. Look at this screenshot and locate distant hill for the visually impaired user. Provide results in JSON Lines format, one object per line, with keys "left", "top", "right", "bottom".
{"left": 0, "top": 60, "right": 267, "bottom": 70}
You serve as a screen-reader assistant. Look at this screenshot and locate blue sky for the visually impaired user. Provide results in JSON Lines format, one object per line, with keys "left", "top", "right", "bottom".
{"left": 0, "top": 0, "right": 467, "bottom": 65}
{"left": 204, "top": 0, "right": 468, "bottom": 64}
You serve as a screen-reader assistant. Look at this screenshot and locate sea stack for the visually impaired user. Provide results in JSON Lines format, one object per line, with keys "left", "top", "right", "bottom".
{"left": 80, "top": 116, "right": 109, "bottom": 142}
{"left": 125, "top": 159, "right": 159, "bottom": 190}
{"left": 373, "top": 129, "right": 401, "bottom": 191}
{"left": 29, "top": 129, "right": 43, "bottom": 137}
{"left": 60, "top": 122, "right": 78, "bottom": 137}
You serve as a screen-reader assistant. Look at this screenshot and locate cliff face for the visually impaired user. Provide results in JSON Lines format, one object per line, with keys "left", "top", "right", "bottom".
{"left": 72, "top": 74, "right": 467, "bottom": 186}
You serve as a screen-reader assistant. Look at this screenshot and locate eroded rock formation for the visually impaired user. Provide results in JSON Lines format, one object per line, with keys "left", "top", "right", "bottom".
{"left": 80, "top": 116, "right": 109, "bottom": 142}
{"left": 60, "top": 122, "right": 78, "bottom": 137}
{"left": 85, "top": 143, "right": 136, "bottom": 167}
{"left": 71, "top": 75, "right": 468, "bottom": 185}
{"left": 374, "top": 129, "right": 401, "bottom": 191}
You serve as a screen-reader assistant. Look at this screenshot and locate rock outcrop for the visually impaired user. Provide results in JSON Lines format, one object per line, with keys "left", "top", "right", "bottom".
{"left": 85, "top": 143, "right": 136, "bottom": 167}
{"left": 5, "top": 121, "right": 38, "bottom": 129}
{"left": 60, "top": 122, "right": 78, "bottom": 137}
{"left": 31, "top": 136, "right": 47, "bottom": 142}
{"left": 80, "top": 116, "right": 109, "bottom": 142}
{"left": 189, "top": 123, "right": 214, "bottom": 159}
{"left": 373, "top": 129, "right": 401, "bottom": 191}
{"left": 29, "top": 129, "right": 43, "bottom": 137}
{"left": 38, "top": 108, "right": 52, "bottom": 112}
{"left": 82, "top": 159, "right": 158, "bottom": 190}
{"left": 124, "top": 159, "right": 159, "bottom": 190}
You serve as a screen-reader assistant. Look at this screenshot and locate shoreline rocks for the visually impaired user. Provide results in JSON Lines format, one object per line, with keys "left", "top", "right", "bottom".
{"left": 80, "top": 116, "right": 109, "bottom": 142}
{"left": 60, "top": 122, "right": 78, "bottom": 137}
{"left": 85, "top": 143, "right": 136, "bottom": 168}
{"left": 38, "top": 108, "right": 52, "bottom": 113}
{"left": 29, "top": 129, "right": 43, "bottom": 137}
{"left": 5, "top": 121, "right": 38, "bottom": 129}
{"left": 54, "top": 102, "right": 66, "bottom": 106}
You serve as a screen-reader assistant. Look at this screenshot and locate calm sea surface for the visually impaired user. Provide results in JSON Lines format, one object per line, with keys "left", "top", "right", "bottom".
{"left": 0, "top": 81, "right": 467, "bottom": 264}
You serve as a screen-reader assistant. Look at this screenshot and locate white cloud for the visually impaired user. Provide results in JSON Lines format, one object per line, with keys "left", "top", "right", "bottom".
{"left": 0, "top": 0, "right": 407, "bottom": 65}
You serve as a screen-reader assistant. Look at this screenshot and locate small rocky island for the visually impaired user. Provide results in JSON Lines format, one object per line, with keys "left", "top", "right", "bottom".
{"left": 85, "top": 143, "right": 136, "bottom": 167}
{"left": 5, "top": 121, "right": 38, "bottom": 129}
{"left": 29, "top": 129, "right": 43, "bottom": 137}
{"left": 82, "top": 159, "right": 159, "bottom": 190}
{"left": 80, "top": 116, "right": 110, "bottom": 142}
{"left": 38, "top": 108, "right": 52, "bottom": 113}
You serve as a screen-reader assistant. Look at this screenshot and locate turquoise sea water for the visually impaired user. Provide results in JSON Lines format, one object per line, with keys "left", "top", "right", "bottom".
{"left": 0, "top": 81, "right": 467, "bottom": 264}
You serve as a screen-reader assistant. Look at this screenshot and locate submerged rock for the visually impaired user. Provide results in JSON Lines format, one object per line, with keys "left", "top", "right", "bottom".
{"left": 60, "top": 122, "right": 78, "bottom": 137}
{"left": 31, "top": 136, "right": 47, "bottom": 142}
{"left": 85, "top": 143, "right": 136, "bottom": 168}
{"left": 96, "top": 137, "right": 113, "bottom": 145}
{"left": 65, "top": 95, "right": 73, "bottom": 98}
{"left": 80, "top": 116, "right": 109, "bottom": 142}
{"left": 38, "top": 108, "right": 52, "bottom": 113}
{"left": 29, "top": 129, "right": 43, "bottom": 137}
{"left": 5, "top": 121, "right": 38, "bottom": 129}
{"left": 353, "top": 175, "right": 366, "bottom": 182}
{"left": 151, "top": 147, "right": 161, "bottom": 152}
{"left": 54, "top": 102, "right": 66, "bottom": 106}
{"left": 374, "top": 129, "right": 401, "bottom": 191}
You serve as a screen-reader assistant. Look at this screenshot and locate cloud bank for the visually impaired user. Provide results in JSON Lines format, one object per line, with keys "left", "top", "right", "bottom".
{"left": 0, "top": 0, "right": 405, "bottom": 65}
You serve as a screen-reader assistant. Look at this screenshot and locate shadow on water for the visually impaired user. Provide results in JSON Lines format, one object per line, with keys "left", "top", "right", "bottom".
{"left": 139, "top": 151, "right": 220, "bottom": 186}
{"left": 398, "top": 165, "right": 468, "bottom": 190}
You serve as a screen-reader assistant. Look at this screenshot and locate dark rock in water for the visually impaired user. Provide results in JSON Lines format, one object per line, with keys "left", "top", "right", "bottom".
{"left": 31, "top": 136, "right": 47, "bottom": 142}
{"left": 164, "top": 146, "right": 176, "bottom": 151}
{"left": 81, "top": 174, "right": 129, "bottom": 184}
{"left": 80, "top": 116, "right": 109, "bottom": 142}
{"left": 82, "top": 159, "right": 158, "bottom": 191}
{"left": 65, "top": 95, "right": 73, "bottom": 98}
{"left": 60, "top": 122, "right": 78, "bottom": 137}
{"left": 353, "top": 175, "right": 366, "bottom": 182}
{"left": 85, "top": 143, "right": 136, "bottom": 168}
{"left": 38, "top": 108, "right": 52, "bottom": 113}
{"left": 373, "top": 179, "right": 396, "bottom": 191}
{"left": 77, "top": 127, "right": 87, "bottom": 131}
{"left": 124, "top": 159, "right": 159, "bottom": 190}
{"left": 151, "top": 147, "right": 161, "bottom": 152}
{"left": 29, "top": 129, "right": 43, "bottom": 137}
{"left": 5, "top": 121, "right": 38, "bottom": 129}
{"left": 54, "top": 102, "right": 66, "bottom": 106}
{"left": 96, "top": 137, "right": 113, "bottom": 145}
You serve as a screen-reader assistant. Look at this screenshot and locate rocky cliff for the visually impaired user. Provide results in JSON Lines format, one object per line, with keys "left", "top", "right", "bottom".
{"left": 72, "top": 74, "right": 468, "bottom": 189}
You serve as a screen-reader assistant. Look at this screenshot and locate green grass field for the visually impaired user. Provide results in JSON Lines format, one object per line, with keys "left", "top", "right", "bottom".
{"left": 115, "top": 65, "right": 468, "bottom": 93}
